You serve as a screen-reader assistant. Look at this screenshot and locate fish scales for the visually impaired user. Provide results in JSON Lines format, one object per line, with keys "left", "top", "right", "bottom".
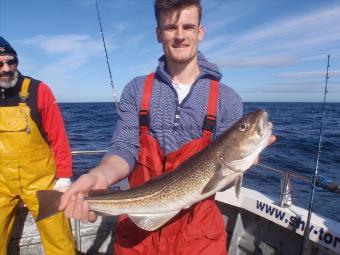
{"left": 88, "top": 157, "right": 218, "bottom": 214}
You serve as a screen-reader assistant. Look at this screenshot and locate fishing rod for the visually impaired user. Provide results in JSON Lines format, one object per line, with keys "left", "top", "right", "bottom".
{"left": 73, "top": 2, "right": 120, "bottom": 253}
{"left": 95, "top": 0, "right": 119, "bottom": 111}
{"left": 299, "top": 55, "right": 330, "bottom": 255}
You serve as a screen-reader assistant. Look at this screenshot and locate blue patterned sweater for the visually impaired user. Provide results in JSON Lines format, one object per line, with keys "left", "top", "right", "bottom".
{"left": 106, "top": 52, "right": 243, "bottom": 171}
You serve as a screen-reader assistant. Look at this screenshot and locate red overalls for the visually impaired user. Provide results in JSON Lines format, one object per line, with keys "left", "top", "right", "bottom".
{"left": 114, "top": 73, "right": 227, "bottom": 255}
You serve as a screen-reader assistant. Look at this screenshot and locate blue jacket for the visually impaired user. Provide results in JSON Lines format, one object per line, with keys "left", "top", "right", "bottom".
{"left": 106, "top": 52, "right": 243, "bottom": 170}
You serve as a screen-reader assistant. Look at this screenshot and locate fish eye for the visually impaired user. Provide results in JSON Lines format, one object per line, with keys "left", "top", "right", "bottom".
{"left": 239, "top": 123, "right": 249, "bottom": 131}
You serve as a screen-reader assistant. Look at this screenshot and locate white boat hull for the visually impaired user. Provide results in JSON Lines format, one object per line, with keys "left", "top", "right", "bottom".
{"left": 216, "top": 187, "right": 340, "bottom": 255}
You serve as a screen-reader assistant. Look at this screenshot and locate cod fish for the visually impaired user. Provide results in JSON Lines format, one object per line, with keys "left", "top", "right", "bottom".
{"left": 37, "top": 109, "right": 273, "bottom": 231}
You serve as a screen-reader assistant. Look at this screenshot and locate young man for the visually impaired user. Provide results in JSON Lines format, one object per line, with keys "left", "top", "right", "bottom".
{"left": 60, "top": 0, "right": 274, "bottom": 254}
{"left": 0, "top": 36, "right": 77, "bottom": 254}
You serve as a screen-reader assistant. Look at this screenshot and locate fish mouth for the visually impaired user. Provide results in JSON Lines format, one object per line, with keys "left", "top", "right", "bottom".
{"left": 247, "top": 111, "right": 272, "bottom": 154}
{"left": 258, "top": 111, "right": 273, "bottom": 137}
{"left": 241, "top": 111, "right": 273, "bottom": 166}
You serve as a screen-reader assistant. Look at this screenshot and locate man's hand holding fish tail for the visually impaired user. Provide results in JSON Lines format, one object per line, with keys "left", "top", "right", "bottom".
{"left": 59, "top": 155, "right": 130, "bottom": 223}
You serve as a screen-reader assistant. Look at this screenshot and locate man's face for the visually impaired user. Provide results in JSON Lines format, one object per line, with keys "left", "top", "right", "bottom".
{"left": 0, "top": 55, "right": 18, "bottom": 88}
{"left": 156, "top": 5, "right": 204, "bottom": 65}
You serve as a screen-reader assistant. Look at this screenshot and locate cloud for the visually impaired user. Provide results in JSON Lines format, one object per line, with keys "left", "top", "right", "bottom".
{"left": 231, "top": 7, "right": 340, "bottom": 48}
{"left": 108, "top": 21, "right": 131, "bottom": 35}
{"left": 21, "top": 34, "right": 112, "bottom": 73}
{"left": 127, "top": 60, "right": 158, "bottom": 77}
{"left": 277, "top": 70, "right": 340, "bottom": 79}
{"left": 204, "top": 6, "right": 340, "bottom": 67}
{"left": 199, "top": 36, "right": 229, "bottom": 53}
{"left": 203, "top": 16, "right": 240, "bottom": 34}
{"left": 19, "top": 34, "right": 110, "bottom": 93}
{"left": 126, "top": 34, "right": 147, "bottom": 46}
{"left": 23, "top": 34, "right": 102, "bottom": 54}
{"left": 302, "top": 50, "right": 340, "bottom": 62}
{"left": 100, "top": 0, "right": 140, "bottom": 10}
{"left": 216, "top": 56, "right": 296, "bottom": 68}
{"left": 243, "top": 81, "right": 340, "bottom": 94}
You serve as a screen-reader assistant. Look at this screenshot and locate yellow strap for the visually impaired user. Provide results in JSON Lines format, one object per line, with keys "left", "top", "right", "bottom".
{"left": 20, "top": 78, "right": 30, "bottom": 97}
{"left": 19, "top": 78, "right": 30, "bottom": 106}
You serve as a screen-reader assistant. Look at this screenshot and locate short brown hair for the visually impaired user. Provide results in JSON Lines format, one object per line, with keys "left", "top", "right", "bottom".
{"left": 154, "top": 0, "right": 202, "bottom": 26}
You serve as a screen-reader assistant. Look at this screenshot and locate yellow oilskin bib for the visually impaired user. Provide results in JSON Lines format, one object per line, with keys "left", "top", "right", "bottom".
{"left": 0, "top": 78, "right": 76, "bottom": 254}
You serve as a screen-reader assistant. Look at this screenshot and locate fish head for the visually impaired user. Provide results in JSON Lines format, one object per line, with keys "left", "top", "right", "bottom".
{"left": 218, "top": 109, "right": 273, "bottom": 172}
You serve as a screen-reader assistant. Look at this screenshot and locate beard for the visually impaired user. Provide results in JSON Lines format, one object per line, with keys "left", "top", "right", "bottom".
{"left": 0, "top": 70, "right": 19, "bottom": 88}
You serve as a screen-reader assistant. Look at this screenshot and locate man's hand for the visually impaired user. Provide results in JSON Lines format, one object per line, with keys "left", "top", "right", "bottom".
{"left": 58, "top": 155, "right": 130, "bottom": 223}
{"left": 58, "top": 173, "right": 107, "bottom": 223}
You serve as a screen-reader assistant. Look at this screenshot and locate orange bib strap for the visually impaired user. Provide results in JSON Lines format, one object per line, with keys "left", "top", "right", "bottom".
{"left": 139, "top": 73, "right": 155, "bottom": 131}
{"left": 202, "top": 79, "right": 219, "bottom": 138}
{"left": 139, "top": 74, "right": 219, "bottom": 137}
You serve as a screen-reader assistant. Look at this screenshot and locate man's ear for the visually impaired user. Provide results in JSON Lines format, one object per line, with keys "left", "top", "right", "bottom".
{"left": 156, "top": 27, "right": 162, "bottom": 43}
{"left": 198, "top": 25, "right": 205, "bottom": 42}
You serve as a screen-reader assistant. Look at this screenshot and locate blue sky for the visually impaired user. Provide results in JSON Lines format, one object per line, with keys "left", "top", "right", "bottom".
{"left": 1, "top": 0, "right": 340, "bottom": 102}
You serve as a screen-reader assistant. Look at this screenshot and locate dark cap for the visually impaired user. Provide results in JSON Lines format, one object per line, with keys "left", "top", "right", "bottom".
{"left": 0, "top": 36, "right": 17, "bottom": 58}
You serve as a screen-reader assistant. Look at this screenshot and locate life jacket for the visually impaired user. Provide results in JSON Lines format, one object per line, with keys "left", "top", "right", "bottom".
{"left": 114, "top": 73, "right": 227, "bottom": 255}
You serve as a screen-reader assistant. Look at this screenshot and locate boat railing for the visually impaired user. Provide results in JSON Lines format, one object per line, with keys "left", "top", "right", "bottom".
{"left": 72, "top": 150, "right": 108, "bottom": 156}
{"left": 257, "top": 163, "right": 309, "bottom": 208}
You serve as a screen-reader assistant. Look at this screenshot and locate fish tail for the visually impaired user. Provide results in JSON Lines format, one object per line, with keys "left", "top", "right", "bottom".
{"left": 36, "top": 190, "right": 62, "bottom": 221}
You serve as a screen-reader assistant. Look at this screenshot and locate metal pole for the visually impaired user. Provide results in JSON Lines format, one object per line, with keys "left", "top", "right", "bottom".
{"left": 75, "top": 219, "right": 81, "bottom": 254}
{"left": 280, "top": 173, "right": 292, "bottom": 207}
{"left": 72, "top": 150, "right": 107, "bottom": 155}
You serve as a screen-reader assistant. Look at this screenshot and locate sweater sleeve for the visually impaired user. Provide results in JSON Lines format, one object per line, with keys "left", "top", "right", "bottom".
{"left": 37, "top": 83, "right": 72, "bottom": 178}
{"left": 104, "top": 77, "right": 141, "bottom": 171}
{"left": 215, "top": 83, "right": 243, "bottom": 138}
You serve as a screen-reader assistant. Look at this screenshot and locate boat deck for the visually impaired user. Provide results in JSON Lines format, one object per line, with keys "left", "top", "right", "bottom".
{"left": 9, "top": 206, "right": 116, "bottom": 255}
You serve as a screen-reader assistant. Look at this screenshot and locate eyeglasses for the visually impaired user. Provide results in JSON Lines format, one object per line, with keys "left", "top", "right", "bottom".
{"left": 0, "top": 59, "right": 18, "bottom": 68}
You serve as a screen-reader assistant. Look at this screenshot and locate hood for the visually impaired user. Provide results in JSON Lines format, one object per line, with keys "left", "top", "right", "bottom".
{"left": 156, "top": 51, "right": 222, "bottom": 84}
{"left": 197, "top": 51, "right": 222, "bottom": 81}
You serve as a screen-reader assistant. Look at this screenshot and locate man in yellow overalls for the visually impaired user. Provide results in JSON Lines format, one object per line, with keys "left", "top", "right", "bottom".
{"left": 0, "top": 36, "right": 77, "bottom": 254}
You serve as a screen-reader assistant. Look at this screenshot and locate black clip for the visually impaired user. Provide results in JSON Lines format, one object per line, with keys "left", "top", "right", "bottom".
{"left": 139, "top": 110, "right": 149, "bottom": 127}
{"left": 203, "top": 114, "right": 216, "bottom": 132}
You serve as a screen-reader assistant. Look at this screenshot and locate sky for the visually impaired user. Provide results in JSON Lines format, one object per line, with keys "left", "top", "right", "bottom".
{"left": 1, "top": 0, "right": 340, "bottom": 103}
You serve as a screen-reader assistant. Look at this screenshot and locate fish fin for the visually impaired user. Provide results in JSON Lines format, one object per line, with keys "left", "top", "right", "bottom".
{"left": 201, "top": 166, "right": 227, "bottom": 195}
{"left": 88, "top": 188, "right": 120, "bottom": 197}
{"left": 234, "top": 174, "right": 243, "bottom": 198}
{"left": 36, "top": 190, "right": 62, "bottom": 221}
{"left": 128, "top": 211, "right": 180, "bottom": 231}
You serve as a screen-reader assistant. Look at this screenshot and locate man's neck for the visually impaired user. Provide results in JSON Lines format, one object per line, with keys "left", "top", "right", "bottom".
{"left": 166, "top": 58, "right": 200, "bottom": 85}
